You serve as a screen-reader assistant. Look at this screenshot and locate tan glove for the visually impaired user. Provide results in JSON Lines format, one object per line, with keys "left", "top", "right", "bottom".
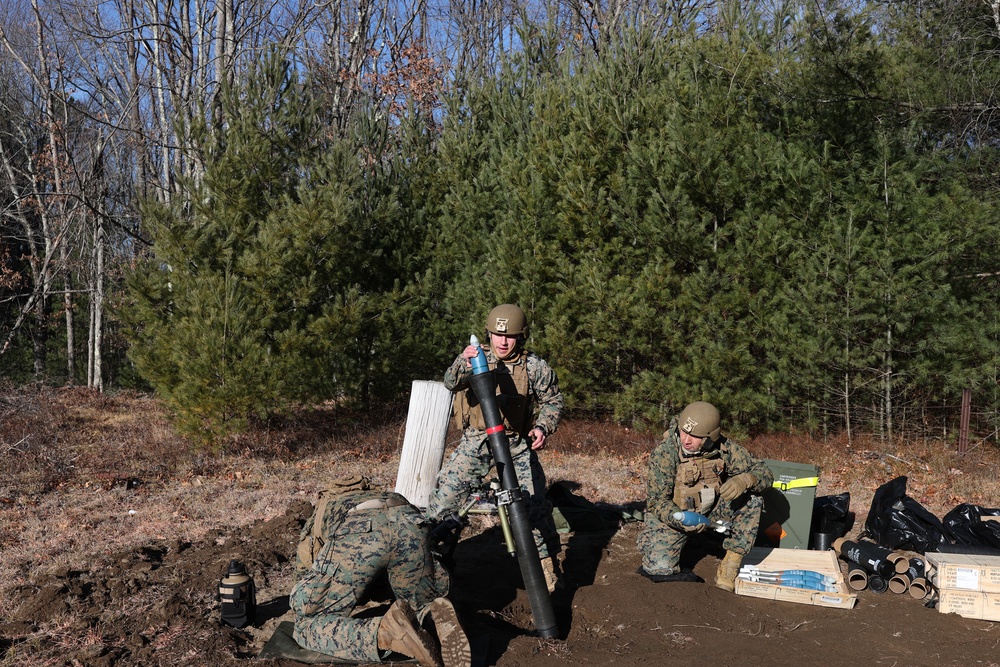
{"left": 719, "top": 473, "right": 757, "bottom": 501}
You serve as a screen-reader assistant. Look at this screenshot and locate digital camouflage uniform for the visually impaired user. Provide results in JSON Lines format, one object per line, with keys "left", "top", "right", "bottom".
{"left": 637, "top": 418, "right": 774, "bottom": 575}
{"left": 426, "top": 346, "right": 563, "bottom": 559}
{"left": 291, "top": 489, "right": 450, "bottom": 662}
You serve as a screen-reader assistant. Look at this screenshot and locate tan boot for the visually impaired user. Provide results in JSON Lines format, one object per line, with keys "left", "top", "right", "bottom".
{"left": 425, "top": 597, "right": 471, "bottom": 667}
{"left": 377, "top": 599, "right": 442, "bottom": 667}
{"left": 715, "top": 550, "right": 743, "bottom": 592}
{"left": 541, "top": 556, "right": 564, "bottom": 594}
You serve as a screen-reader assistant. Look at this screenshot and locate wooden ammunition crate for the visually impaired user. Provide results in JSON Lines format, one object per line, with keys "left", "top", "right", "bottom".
{"left": 936, "top": 589, "right": 1000, "bottom": 621}
{"left": 734, "top": 547, "right": 857, "bottom": 609}
{"left": 926, "top": 553, "right": 1000, "bottom": 593}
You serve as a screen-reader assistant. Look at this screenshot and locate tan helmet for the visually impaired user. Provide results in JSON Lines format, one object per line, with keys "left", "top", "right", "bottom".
{"left": 485, "top": 304, "right": 528, "bottom": 338}
{"left": 678, "top": 402, "right": 722, "bottom": 441}
{"left": 329, "top": 475, "right": 371, "bottom": 495}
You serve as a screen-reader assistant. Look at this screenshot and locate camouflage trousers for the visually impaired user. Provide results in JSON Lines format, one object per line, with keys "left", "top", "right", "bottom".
{"left": 637, "top": 494, "right": 764, "bottom": 575}
{"left": 426, "top": 430, "right": 560, "bottom": 560}
{"left": 291, "top": 504, "right": 450, "bottom": 662}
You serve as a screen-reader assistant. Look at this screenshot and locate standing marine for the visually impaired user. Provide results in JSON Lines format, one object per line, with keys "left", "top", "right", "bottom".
{"left": 637, "top": 401, "right": 773, "bottom": 591}
{"left": 291, "top": 475, "right": 471, "bottom": 667}
{"left": 426, "top": 303, "right": 565, "bottom": 592}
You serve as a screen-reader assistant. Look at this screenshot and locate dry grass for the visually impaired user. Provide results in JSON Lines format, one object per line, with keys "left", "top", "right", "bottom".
{"left": 2, "top": 383, "right": 1000, "bottom": 646}
{"left": 751, "top": 430, "right": 1000, "bottom": 521}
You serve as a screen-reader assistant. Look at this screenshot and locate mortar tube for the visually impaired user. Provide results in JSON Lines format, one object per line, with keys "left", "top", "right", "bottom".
{"left": 868, "top": 573, "right": 888, "bottom": 594}
{"left": 467, "top": 358, "right": 558, "bottom": 639}
{"left": 888, "top": 552, "right": 910, "bottom": 574}
{"left": 888, "top": 572, "right": 911, "bottom": 594}
{"left": 847, "top": 568, "right": 869, "bottom": 592}
{"left": 833, "top": 538, "right": 896, "bottom": 579}
{"left": 905, "top": 556, "right": 926, "bottom": 581}
{"left": 908, "top": 577, "right": 929, "bottom": 599}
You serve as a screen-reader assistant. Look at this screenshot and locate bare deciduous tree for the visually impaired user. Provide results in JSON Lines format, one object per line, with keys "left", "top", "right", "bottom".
{"left": 1, "top": 0, "right": 337, "bottom": 385}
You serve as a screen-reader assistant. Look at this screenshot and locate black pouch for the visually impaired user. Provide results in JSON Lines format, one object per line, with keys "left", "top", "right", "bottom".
{"left": 811, "top": 492, "right": 852, "bottom": 550}
{"left": 219, "top": 560, "right": 256, "bottom": 628}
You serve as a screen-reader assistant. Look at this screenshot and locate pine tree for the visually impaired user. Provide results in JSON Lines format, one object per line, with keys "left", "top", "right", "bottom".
{"left": 422, "top": 8, "right": 1000, "bottom": 436}
{"left": 125, "top": 51, "right": 320, "bottom": 441}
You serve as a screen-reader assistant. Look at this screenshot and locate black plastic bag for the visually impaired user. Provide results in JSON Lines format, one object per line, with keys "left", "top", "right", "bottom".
{"left": 862, "top": 476, "right": 952, "bottom": 552}
{"left": 813, "top": 492, "right": 852, "bottom": 536}
{"left": 942, "top": 503, "right": 1000, "bottom": 549}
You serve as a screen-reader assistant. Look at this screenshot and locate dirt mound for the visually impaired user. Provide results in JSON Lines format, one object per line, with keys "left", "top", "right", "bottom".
{"left": 1, "top": 499, "right": 310, "bottom": 666}
{"left": 4, "top": 387, "right": 999, "bottom": 666}
{"left": 4, "top": 502, "right": 1000, "bottom": 667}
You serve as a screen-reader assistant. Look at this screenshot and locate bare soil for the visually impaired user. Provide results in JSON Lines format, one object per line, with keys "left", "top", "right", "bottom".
{"left": 5, "top": 503, "right": 1000, "bottom": 667}
{"left": 2, "top": 387, "right": 999, "bottom": 667}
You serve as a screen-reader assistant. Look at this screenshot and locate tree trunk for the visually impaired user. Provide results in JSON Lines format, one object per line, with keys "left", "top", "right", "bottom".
{"left": 844, "top": 369, "right": 851, "bottom": 446}
{"left": 883, "top": 326, "right": 892, "bottom": 441}
{"left": 92, "top": 214, "right": 105, "bottom": 392}
{"left": 88, "top": 282, "right": 95, "bottom": 388}
{"left": 64, "top": 265, "right": 75, "bottom": 384}
{"left": 32, "top": 289, "right": 48, "bottom": 378}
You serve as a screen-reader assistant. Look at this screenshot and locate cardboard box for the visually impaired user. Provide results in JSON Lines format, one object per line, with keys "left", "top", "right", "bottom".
{"left": 755, "top": 460, "right": 819, "bottom": 550}
{"left": 936, "top": 589, "right": 1000, "bottom": 621}
{"left": 735, "top": 546, "right": 857, "bottom": 609}
{"left": 926, "top": 553, "right": 1000, "bottom": 593}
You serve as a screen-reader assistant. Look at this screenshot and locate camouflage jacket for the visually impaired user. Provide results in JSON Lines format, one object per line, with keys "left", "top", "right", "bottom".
{"left": 444, "top": 347, "right": 563, "bottom": 438}
{"left": 301, "top": 490, "right": 403, "bottom": 540}
{"left": 646, "top": 418, "right": 773, "bottom": 527}
{"left": 294, "top": 489, "right": 416, "bottom": 580}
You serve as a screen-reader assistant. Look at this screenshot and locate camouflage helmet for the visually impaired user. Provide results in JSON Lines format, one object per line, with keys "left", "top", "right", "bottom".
{"left": 678, "top": 402, "right": 722, "bottom": 441}
{"left": 328, "top": 475, "right": 371, "bottom": 495}
{"left": 485, "top": 304, "right": 529, "bottom": 338}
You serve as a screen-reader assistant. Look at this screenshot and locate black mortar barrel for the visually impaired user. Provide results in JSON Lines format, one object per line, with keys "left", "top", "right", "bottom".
{"left": 468, "top": 370, "right": 558, "bottom": 638}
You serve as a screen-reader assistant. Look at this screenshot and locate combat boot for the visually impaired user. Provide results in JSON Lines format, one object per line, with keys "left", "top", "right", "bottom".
{"left": 715, "top": 550, "right": 743, "bottom": 592}
{"left": 377, "top": 599, "right": 442, "bottom": 667}
{"left": 541, "top": 556, "right": 564, "bottom": 593}
{"left": 425, "top": 597, "right": 471, "bottom": 667}
{"left": 636, "top": 566, "right": 702, "bottom": 583}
